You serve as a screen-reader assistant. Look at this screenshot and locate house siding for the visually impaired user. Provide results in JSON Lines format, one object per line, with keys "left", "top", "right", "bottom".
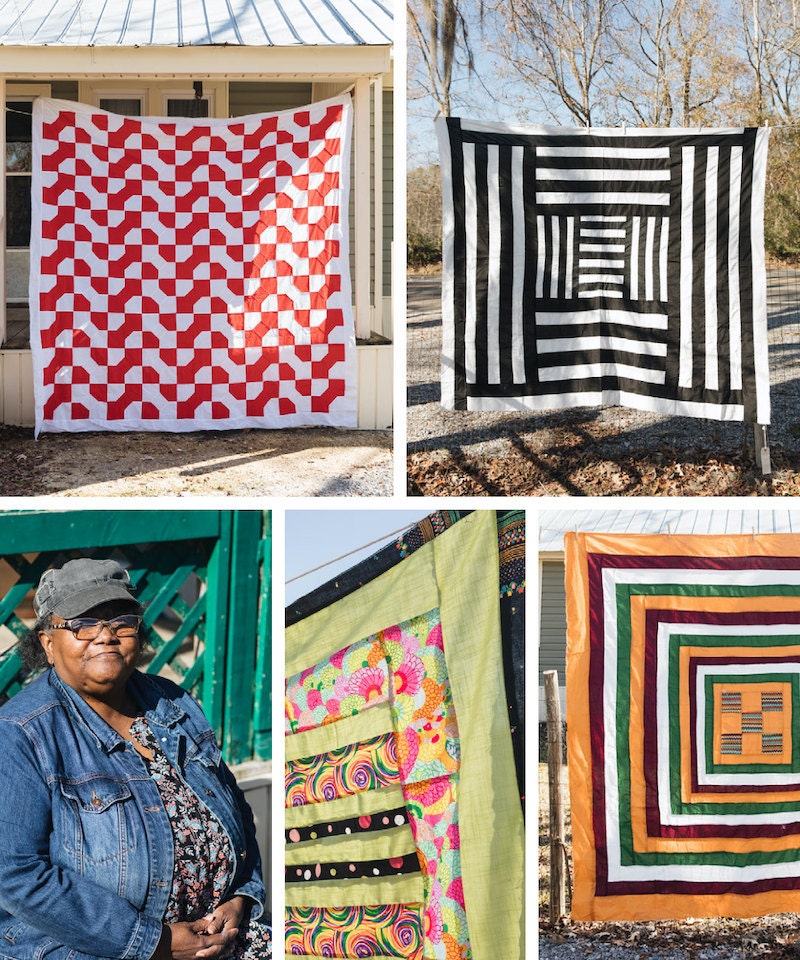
{"left": 540, "top": 560, "right": 567, "bottom": 683}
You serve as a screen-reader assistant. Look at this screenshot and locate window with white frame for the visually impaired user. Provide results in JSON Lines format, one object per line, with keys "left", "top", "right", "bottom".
{"left": 4, "top": 85, "right": 50, "bottom": 347}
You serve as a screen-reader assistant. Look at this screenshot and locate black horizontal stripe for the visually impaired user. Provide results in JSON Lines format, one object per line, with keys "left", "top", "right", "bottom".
{"left": 286, "top": 852, "right": 420, "bottom": 883}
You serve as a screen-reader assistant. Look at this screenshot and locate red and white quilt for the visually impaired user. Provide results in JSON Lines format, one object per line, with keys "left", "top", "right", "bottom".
{"left": 30, "top": 96, "right": 356, "bottom": 434}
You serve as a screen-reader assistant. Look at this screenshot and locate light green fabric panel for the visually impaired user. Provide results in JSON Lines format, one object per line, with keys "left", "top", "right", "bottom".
{"left": 285, "top": 703, "right": 394, "bottom": 762}
{"left": 285, "top": 546, "right": 438, "bottom": 674}
{"left": 285, "top": 784, "right": 407, "bottom": 829}
{"left": 285, "top": 824, "right": 415, "bottom": 864}
{"left": 285, "top": 871, "right": 425, "bottom": 907}
{"left": 432, "top": 510, "right": 525, "bottom": 960}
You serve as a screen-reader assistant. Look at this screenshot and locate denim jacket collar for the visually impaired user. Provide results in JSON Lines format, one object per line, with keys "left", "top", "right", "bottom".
{"left": 48, "top": 668, "right": 188, "bottom": 754}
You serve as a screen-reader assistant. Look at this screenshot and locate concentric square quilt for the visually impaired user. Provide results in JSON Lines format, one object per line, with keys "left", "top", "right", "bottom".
{"left": 285, "top": 512, "right": 524, "bottom": 960}
{"left": 566, "top": 531, "right": 800, "bottom": 920}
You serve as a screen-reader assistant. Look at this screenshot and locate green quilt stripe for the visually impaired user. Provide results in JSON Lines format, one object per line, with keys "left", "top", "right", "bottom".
{"left": 284, "top": 871, "right": 425, "bottom": 907}
{"left": 285, "top": 704, "right": 395, "bottom": 762}
{"left": 285, "top": 824, "right": 416, "bottom": 865}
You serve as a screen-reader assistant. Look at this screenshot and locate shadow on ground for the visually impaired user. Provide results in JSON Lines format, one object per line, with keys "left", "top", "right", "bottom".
{"left": 407, "top": 273, "right": 800, "bottom": 497}
{"left": 0, "top": 426, "right": 393, "bottom": 497}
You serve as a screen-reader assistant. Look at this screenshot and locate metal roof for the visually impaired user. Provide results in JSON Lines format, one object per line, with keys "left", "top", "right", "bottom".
{"left": 0, "top": 0, "right": 393, "bottom": 47}
{"left": 539, "top": 508, "right": 800, "bottom": 554}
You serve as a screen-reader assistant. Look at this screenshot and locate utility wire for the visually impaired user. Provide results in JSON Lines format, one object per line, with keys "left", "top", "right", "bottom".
{"left": 286, "top": 522, "right": 416, "bottom": 585}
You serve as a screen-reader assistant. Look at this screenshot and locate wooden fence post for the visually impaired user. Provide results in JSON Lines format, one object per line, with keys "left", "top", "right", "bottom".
{"left": 544, "top": 669, "right": 566, "bottom": 922}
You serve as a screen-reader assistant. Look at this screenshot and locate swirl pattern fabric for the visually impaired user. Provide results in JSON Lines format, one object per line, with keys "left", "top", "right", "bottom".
{"left": 437, "top": 117, "right": 770, "bottom": 423}
{"left": 285, "top": 904, "right": 423, "bottom": 958}
{"left": 30, "top": 96, "right": 355, "bottom": 434}
{"left": 566, "top": 531, "right": 800, "bottom": 921}
{"left": 286, "top": 734, "right": 401, "bottom": 806}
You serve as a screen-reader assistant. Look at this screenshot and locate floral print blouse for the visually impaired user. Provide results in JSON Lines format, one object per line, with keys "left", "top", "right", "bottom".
{"left": 130, "top": 718, "right": 271, "bottom": 960}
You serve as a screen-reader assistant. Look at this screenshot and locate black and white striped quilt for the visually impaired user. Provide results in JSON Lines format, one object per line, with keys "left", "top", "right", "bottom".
{"left": 437, "top": 118, "right": 770, "bottom": 423}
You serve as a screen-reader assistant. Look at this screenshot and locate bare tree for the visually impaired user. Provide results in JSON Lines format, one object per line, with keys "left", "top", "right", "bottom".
{"left": 493, "top": 0, "right": 622, "bottom": 126}
{"left": 607, "top": 0, "right": 745, "bottom": 126}
{"left": 408, "top": 0, "right": 481, "bottom": 116}
{"left": 740, "top": 0, "right": 800, "bottom": 123}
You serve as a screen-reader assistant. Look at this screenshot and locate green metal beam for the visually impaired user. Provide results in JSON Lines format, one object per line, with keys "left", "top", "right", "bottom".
{"left": 0, "top": 511, "right": 223, "bottom": 554}
{"left": 223, "top": 511, "right": 262, "bottom": 765}
{"left": 253, "top": 513, "right": 272, "bottom": 762}
{"left": 203, "top": 512, "right": 232, "bottom": 740}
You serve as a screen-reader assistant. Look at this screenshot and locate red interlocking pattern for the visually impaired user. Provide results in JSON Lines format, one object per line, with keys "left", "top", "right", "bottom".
{"left": 30, "top": 97, "right": 356, "bottom": 434}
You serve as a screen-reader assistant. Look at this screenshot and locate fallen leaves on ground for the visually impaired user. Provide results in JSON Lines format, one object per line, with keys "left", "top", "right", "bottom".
{"left": 539, "top": 764, "right": 800, "bottom": 957}
{"left": 408, "top": 443, "right": 800, "bottom": 497}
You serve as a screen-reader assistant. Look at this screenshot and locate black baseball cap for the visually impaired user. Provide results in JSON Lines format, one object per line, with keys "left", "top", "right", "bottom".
{"left": 34, "top": 558, "right": 143, "bottom": 621}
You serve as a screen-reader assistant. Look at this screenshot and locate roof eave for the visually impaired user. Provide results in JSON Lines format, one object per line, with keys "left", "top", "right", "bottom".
{"left": 0, "top": 41, "right": 392, "bottom": 79}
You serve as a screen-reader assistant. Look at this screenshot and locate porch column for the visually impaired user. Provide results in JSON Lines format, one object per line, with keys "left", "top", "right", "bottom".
{"left": 0, "top": 76, "right": 6, "bottom": 347}
{"left": 372, "top": 75, "right": 383, "bottom": 337}
{"left": 353, "top": 76, "right": 371, "bottom": 339}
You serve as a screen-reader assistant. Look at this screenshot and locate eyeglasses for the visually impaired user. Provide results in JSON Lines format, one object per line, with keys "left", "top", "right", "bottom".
{"left": 51, "top": 615, "right": 142, "bottom": 641}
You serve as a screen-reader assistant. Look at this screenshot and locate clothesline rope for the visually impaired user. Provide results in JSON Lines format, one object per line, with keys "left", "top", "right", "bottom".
{"left": 287, "top": 523, "right": 416, "bottom": 585}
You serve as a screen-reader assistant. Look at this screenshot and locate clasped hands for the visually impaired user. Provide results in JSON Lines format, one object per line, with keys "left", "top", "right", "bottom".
{"left": 154, "top": 897, "right": 247, "bottom": 960}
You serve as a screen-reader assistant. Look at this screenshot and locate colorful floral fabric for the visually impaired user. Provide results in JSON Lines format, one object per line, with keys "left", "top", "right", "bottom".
{"left": 285, "top": 904, "right": 424, "bottom": 958}
{"left": 285, "top": 732, "right": 401, "bottom": 806}
{"left": 129, "top": 719, "right": 271, "bottom": 960}
{"left": 285, "top": 606, "right": 471, "bottom": 960}
{"left": 286, "top": 637, "right": 390, "bottom": 735}
{"left": 378, "top": 610, "right": 459, "bottom": 785}
{"left": 403, "top": 776, "right": 467, "bottom": 960}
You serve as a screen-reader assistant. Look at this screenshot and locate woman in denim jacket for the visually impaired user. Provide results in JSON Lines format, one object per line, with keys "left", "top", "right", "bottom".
{"left": 0, "top": 559, "right": 271, "bottom": 960}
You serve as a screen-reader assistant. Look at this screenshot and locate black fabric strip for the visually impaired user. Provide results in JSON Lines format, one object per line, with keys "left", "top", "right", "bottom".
{"left": 286, "top": 805, "right": 409, "bottom": 844}
{"left": 286, "top": 852, "right": 420, "bottom": 883}
{"left": 498, "top": 144, "right": 514, "bottom": 386}
{"left": 739, "top": 128, "right": 757, "bottom": 421}
{"left": 447, "top": 117, "right": 468, "bottom": 410}
{"left": 474, "top": 142, "right": 489, "bottom": 387}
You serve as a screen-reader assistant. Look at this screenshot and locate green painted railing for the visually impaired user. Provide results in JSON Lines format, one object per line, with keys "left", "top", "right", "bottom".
{"left": 0, "top": 510, "right": 271, "bottom": 764}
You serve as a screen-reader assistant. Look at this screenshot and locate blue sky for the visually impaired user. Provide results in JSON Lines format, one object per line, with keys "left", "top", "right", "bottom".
{"left": 285, "top": 510, "right": 432, "bottom": 604}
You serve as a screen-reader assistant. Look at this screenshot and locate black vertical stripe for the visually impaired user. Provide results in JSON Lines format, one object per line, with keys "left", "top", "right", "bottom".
{"left": 715, "top": 146, "right": 732, "bottom": 399}
{"left": 523, "top": 145, "right": 539, "bottom": 388}
{"left": 543, "top": 213, "right": 553, "bottom": 302}
{"left": 663, "top": 147, "right": 682, "bottom": 392}
{"left": 637, "top": 215, "right": 647, "bottom": 302}
{"left": 446, "top": 118, "right": 468, "bottom": 409}
{"left": 623, "top": 216, "right": 634, "bottom": 307}
{"left": 498, "top": 145, "right": 514, "bottom": 386}
{"left": 557, "top": 216, "right": 569, "bottom": 301}
{"left": 691, "top": 146, "right": 708, "bottom": 396}
{"left": 474, "top": 142, "right": 489, "bottom": 387}
{"left": 739, "top": 130, "right": 757, "bottom": 422}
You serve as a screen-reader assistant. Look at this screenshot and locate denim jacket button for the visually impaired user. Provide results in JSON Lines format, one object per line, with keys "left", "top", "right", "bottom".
{"left": 91, "top": 791, "right": 102, "bottom": 808}
{"left": 205, "top": 789, "right": 215, "bottom": 797}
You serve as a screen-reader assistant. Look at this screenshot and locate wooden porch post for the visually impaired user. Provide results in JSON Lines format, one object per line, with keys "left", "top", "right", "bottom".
{"left": 372, "top": 75, "right": 383, "bottom": 337}
{"left": 353, "top": 76, "right": 371, "bottom": 340}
